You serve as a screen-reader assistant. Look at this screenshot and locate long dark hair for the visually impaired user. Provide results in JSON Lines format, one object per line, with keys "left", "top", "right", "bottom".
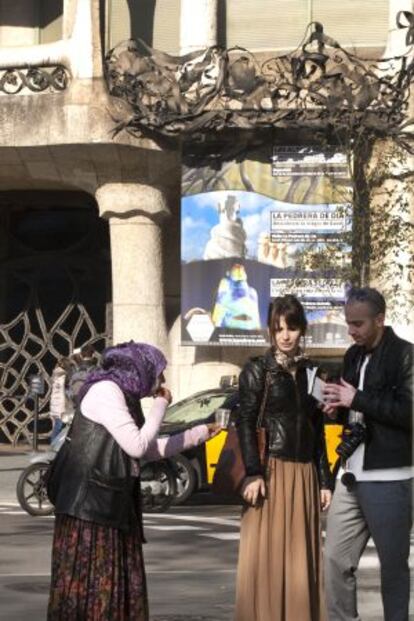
{"left": 267, "top": 295, "right": 307, "bottom": 347}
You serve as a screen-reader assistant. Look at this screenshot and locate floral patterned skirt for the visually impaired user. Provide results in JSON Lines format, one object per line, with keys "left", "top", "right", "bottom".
{"left": 47, "top": 514, "right": 148, "bottom": 621}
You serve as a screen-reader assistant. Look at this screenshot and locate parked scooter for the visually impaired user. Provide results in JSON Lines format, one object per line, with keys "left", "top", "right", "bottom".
{"left": 16, "top": 422, "right": 177, "bottom": 516}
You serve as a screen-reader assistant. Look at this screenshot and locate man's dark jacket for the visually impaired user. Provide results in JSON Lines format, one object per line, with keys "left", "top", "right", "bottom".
{"left": 236, "top": 349, "right": 332, "bottom": 490}
{"left": 343, "top": 326, "right": 413, "bottom": 470}
{"left": 47, "top": 410, "right": 139, "bottom": 532}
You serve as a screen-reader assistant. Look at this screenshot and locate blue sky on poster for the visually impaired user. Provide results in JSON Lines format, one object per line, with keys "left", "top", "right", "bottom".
{"left": 181, "top": 190, "right": 350, "bottom": 263}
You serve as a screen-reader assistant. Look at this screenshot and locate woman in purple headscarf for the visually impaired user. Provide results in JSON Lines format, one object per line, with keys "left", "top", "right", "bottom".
{"left": 47, "top": 341, "right": 218, "bottom": 621}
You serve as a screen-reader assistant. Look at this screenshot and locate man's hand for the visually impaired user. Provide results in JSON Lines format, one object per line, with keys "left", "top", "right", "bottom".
{"left": 323, "top": 379, "right": 356, "bottom": 409}
{"left": 320, "top": 489, "right": 332, "bottom": 511}
{"left": 241, "top": 475, "right": 266, "bottom": 506}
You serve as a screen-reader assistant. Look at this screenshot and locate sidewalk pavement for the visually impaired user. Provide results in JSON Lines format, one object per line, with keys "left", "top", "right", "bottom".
{"left": 0, "top": 444, "right": 49, "bottom": 503}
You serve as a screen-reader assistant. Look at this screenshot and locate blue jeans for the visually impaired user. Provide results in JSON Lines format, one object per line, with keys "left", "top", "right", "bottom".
{"left": 50, "top": 419, "right": 64, "bottom": 443}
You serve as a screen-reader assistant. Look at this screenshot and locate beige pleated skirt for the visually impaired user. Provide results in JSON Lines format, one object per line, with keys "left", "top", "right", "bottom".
{"left": 234, "top": 458, "right": 327, "bottom": 621}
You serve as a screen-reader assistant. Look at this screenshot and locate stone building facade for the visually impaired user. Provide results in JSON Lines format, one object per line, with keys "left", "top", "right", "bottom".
{"left": 0, "top": 0, "right": 412, "bottom": 444}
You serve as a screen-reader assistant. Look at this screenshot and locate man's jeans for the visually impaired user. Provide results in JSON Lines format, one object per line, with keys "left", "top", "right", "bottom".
{"left": 325, "top": 478, "right": 412, "bottom": 621}
{"left": 50, "top": 418, "right": 64, "bottom": 443}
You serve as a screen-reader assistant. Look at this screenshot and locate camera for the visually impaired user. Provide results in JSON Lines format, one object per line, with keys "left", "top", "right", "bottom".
{"left": 335, "top": 422, "right": 366, "bottom": 460}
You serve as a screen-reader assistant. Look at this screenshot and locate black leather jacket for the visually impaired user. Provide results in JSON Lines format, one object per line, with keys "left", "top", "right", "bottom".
{"left": 47, "top": 409, "right": 140, "bottom": 532}
{"left": 236, "top": 349, "right": 332, "bottom": 490}
{"left": 342, "top": 327, "right": 413, "bottom": 470}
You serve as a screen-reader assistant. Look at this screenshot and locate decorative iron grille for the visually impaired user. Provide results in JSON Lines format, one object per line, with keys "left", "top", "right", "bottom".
{"left": 105, "top": 15, "right": 414, "bottom": 151}
{"left": 0, "top": 199, "right": 111, "bottom": 446}
{"left": 0, "top": 66, "right": 69, "bottom": 95}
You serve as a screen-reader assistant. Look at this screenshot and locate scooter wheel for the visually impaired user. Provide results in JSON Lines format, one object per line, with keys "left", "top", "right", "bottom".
{"left": 141, "top": 460, "right": 176, "bottom": 514}
{"left": 16, "top": 462, "right": 54, "bottom": 516}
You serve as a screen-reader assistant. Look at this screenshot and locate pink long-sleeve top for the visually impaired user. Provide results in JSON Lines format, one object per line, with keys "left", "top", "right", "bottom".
{"left": 81, "top": 380, "right": 209, "bottom": 460}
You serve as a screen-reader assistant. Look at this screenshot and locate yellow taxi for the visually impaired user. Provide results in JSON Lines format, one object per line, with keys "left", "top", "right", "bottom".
{"left": 162, "top": 374, "right": 343, "bottom": 503}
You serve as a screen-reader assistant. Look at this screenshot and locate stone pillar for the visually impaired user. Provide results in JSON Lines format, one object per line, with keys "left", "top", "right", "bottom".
{"left": 180, "top": 0, "right": 218, "bottom": 54}
{"left": 96, "top": 183, "right": 170, "bottom": 354}
{"left": 63, "top": 0, "right": 77, "bottom": 40}
{"left": 69, "top": 0, "right": 103, "bottom": 78}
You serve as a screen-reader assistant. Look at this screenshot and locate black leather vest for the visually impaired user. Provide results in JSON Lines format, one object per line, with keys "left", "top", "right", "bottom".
{"left": 47, "top": 409, "right": 139, "bottom": 532}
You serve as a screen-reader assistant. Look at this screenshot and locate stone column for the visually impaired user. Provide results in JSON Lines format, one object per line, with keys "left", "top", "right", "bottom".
{"left": 96, "top": 183, "right": 170, "bottom": 354}
{"left": 180, "top": 0, "right": 218, "bottom": 54}
{"left": 63, "top": 0, "right": 77, "bottom": 40}
{"left": 69, "top": 0, "right": 103, "bottom": 78}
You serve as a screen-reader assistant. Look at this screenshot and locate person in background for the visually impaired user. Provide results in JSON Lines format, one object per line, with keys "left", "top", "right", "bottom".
{"left": 235, "top": 295, "right": 332, "bottom": 621}
{"left": 66, "top": 344, "right": 100, "bottom": 404}
{"left": 46, "top": 341, "right": 220, "bottom": 621}
{"left": 49, "top": 357, "right": 73, "bottom": 442}
{"left": 49, "top": 345, "right": 99, "bottom": 443}
{"left": 323, "top": 287, "right": 413, "bottom": 621}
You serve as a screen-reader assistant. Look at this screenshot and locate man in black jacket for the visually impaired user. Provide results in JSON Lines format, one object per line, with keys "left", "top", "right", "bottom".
{"left": 323, "top": 287, "right": 413, "bottom": 621}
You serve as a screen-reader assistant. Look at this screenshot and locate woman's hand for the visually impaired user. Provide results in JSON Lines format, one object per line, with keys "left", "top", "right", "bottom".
{"left": 320, "top": 488, "right": 332, "bottom": 511}
{"left": 321, "top": 403, "right": 338, "bottom": 419}
{"left": 154, "top": 386, "right": 172, "bottom": 404}
{"left": 241, "top": 475, "right": 266, "bottom": 506}
{"left": 206, "top": 422, "right": 223, "bottom": 439}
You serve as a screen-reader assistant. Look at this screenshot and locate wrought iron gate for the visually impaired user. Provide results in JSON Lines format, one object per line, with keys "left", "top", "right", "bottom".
{"left": 0, "top": 194, "right": 112, "bottom": 446}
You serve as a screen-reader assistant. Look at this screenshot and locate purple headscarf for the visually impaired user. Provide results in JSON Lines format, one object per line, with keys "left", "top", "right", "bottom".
{"left": 79, "top": 341, "right": 167, "bottom": 403}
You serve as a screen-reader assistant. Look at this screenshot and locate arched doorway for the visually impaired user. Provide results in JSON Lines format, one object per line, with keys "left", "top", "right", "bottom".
{"left": 0, "top": 191, "right": 112, "bottom": 446}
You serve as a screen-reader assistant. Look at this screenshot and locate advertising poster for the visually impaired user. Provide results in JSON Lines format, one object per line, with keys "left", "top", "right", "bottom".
{"left": 181, "top": 145, "right": 352, "bottom": 348}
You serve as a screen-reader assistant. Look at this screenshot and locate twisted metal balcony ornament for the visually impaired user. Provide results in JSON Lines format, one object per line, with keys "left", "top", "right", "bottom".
{"left": 397, "top": 10, "right": 414, "bottom": 46}
{"left": 105, "top": 17, "right": 414, "bottom": 151}
{"left": 0, "top": 66, "right": 69, "bottom": 95}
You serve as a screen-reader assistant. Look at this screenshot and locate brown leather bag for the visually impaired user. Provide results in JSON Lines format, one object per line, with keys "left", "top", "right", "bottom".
{"left": 211, "top": 372, "right": 270, "bottom": 497}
